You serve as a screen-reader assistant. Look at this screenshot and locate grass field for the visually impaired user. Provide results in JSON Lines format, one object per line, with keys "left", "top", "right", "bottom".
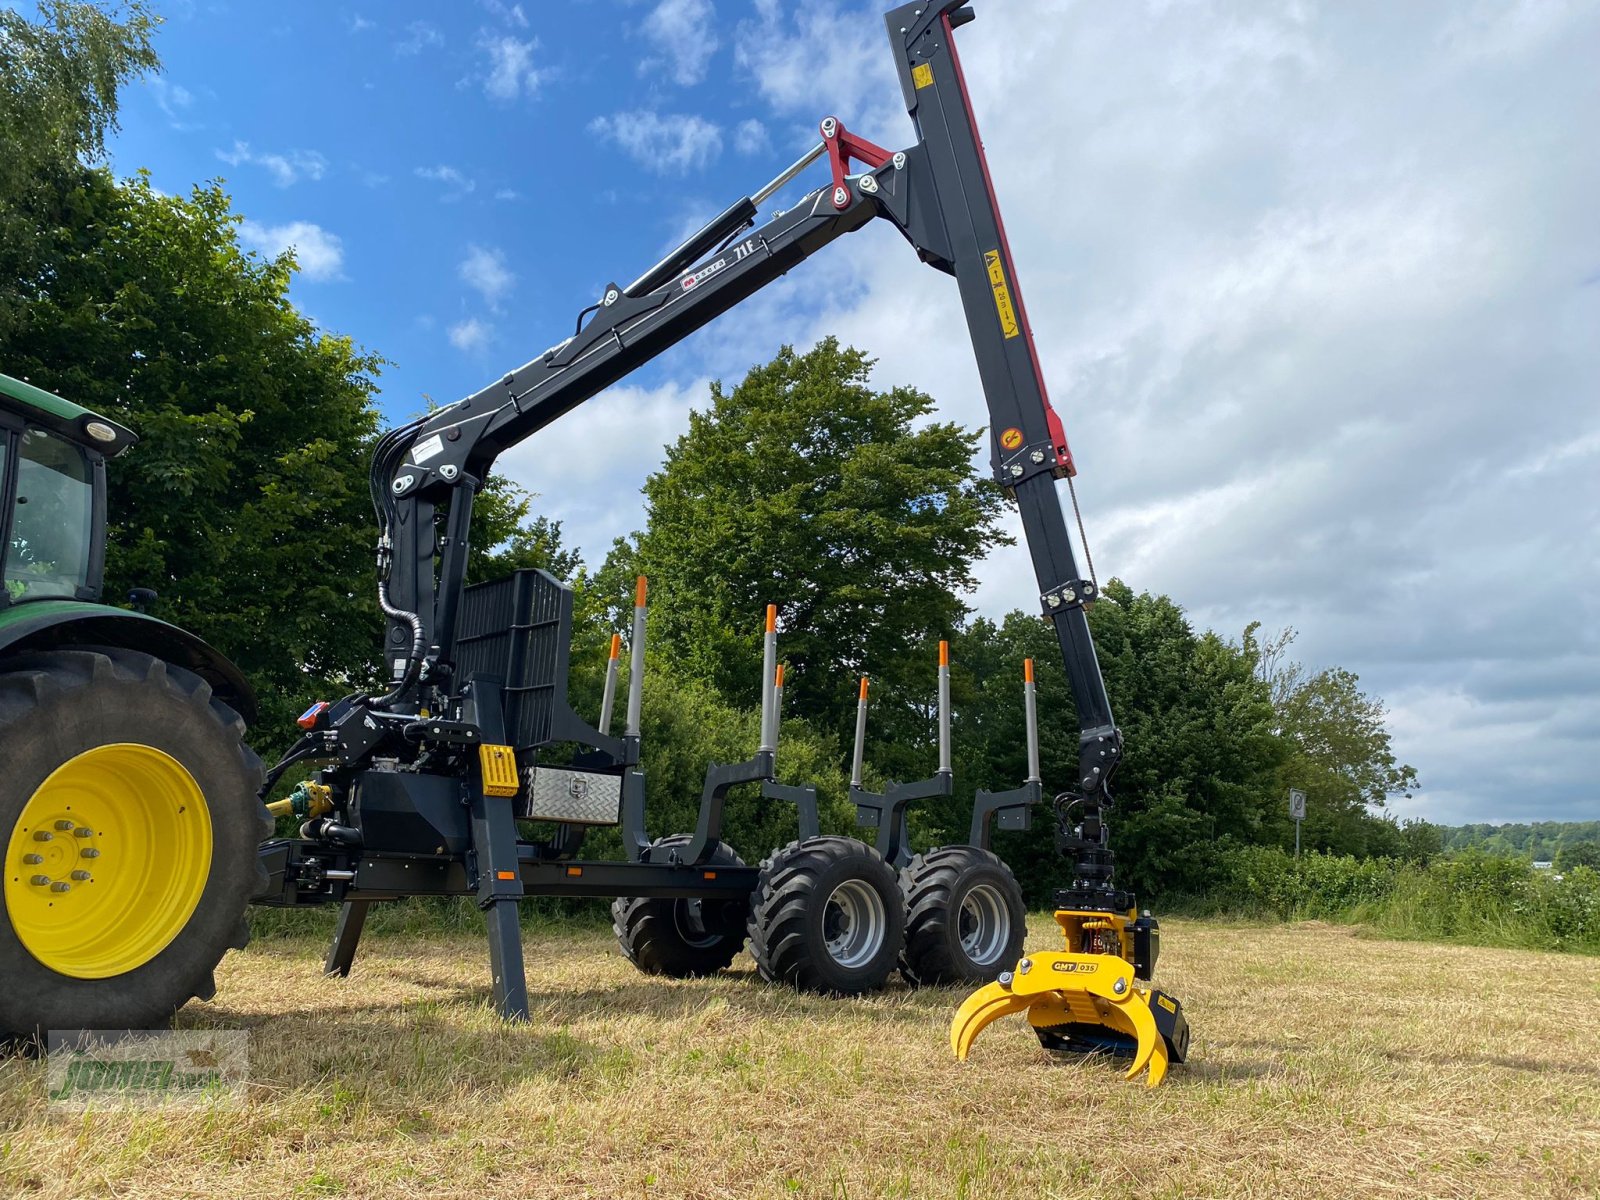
{"left": 3, "top": 915, "right": 1598, "bottom": 1199}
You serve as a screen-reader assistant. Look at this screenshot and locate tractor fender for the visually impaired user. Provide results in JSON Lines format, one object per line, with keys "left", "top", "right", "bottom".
{"left": 0, "top": 600, "right": 256, "bottom": 724}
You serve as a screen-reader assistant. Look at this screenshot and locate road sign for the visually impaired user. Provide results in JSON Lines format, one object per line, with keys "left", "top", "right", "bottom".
{"left": 1288, "top": 789, "right": 1306, "bottom": 821}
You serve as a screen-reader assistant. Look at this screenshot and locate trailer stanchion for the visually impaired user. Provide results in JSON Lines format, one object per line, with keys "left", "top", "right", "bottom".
{"left": 938, "top": 640, "right": 952, "bottom": 776}
{"left": 850, "top": 676, "right": 870, "bottom": 789}
{"left": 759, "top": 605, "right": 778, "bottom": 754}
{"left": 599, "top": 633, "right": 622, "bottom": 735}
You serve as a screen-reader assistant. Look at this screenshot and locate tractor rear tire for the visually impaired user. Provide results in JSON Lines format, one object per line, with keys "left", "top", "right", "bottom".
{"left": 898, "top": 845, "right": 1027, "bottom": 986}
{"left": 612, "top": 835, "right": 749, "bottom": 977}
{"left": 0, "top": 649, "right": 268, "bottom": 1040}
{"left": 747, "top": 836, "right": 904, "bottom": 995}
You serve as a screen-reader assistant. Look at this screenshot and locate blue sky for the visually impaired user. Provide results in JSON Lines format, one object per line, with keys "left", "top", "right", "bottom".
{"left": 116, "top": 0, "right": 830, "bottom": 423}
{"left": 104, "top": 0, "right": 1600, "bottom": 827}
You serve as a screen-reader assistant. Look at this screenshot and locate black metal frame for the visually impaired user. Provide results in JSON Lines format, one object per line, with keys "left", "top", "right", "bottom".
{"left": 257, "top": 1, "right": 1136, "bottom": 1017}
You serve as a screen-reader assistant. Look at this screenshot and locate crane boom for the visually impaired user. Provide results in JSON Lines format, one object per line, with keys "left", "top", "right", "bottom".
{"left": 375, "top": 0, "right": 1122, "bottom": 901}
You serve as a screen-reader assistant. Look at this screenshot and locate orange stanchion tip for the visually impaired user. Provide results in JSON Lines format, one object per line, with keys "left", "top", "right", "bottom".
{"left": 775, "top": 663, "right": 785, "bottom": 687}
{"left": 859, "top": 676, "right": 870, "bottom": 701}
{"left": 635, "top": 575, "right": 648, "bottom": 607}
{"left": 939, "top": 640, "right": 950, "bottom": 667}
{"left": 765, "top": 604, "right": 777, "bottom": 633}
{"left": 1024, "top": 657, "right": 1035, "bottom": 683}
{"left": 609, "top": 633, "right": 622, "bottom": 660}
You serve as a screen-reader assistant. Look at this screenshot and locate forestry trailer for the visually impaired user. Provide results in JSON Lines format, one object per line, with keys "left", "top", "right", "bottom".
{"left": 1, "top": 1, "right": 1188, "bottom": 1085}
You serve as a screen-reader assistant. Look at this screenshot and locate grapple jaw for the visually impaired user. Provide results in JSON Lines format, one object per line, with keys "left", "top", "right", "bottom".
{"left": 949, "top": 909, "right": 1189, "bottom": 1088}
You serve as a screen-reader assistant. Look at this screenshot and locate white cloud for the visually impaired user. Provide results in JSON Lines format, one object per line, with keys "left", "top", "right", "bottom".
{"left": 237, "top": 220, "right": 346, "bottom": 283}
{"left": 459, "top": 245, "right": 514, "bottom": 309}
{"left": 480, "top": 34, "right": 541, "bottom": 100}
{"left": 146, "top": 76, "right": 195, "bottom": 129}
{"left": 345, "top": 13, "right": 374, "bottom": 34}
{"left": 588, "top": 110, "right": 722, "bottom": 174}
{"left": 734, "top": 3, "right": 900, "bottom": 146}
{"left": 733, "top": 117, "right": 769, "bottom": 157}
{"left": 394, "top": 20, "right": 443, "bottom": 56}
{"left": 480, "top": 0, "right": 528, "bottom": 28}
{"left": 494, "top": 379, "right": 707, "bottom": 566}
{"left": 216, "top": 141, "right": 328, "bottom": 188}
{"left": 642, "top": 0, "right": 718, "bottom": 86}
{"left": 414, "top": 164, "right": 476, "bottom": 201}
{"left": 494, "top": 187, "right": 520, "bottom": 201}
{"left": 757, "top": 0, "right": 1600, "bottom": 826}
{"left": 449, "top": 317, "right": 493, "bottom": 352}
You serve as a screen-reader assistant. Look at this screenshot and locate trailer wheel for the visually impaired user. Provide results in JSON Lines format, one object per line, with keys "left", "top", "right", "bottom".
{"left": 898, "top": 845, "right": 1026, "bottom": 986}
{"left": 747, "top": 836, "right": 904, "bottom": 995}
{"left": 612, "top": 835, "right": 749, "bottom": 977}
{"left": 0, "top": 649, "right": 268, "bottom": 1041}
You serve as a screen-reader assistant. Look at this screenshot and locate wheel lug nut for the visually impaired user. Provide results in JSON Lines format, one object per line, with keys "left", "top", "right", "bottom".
{"left": 54, "top": 819, "right": 75, "bottom": 831}
{"left": 74, "top": 827, "right": 93, "bottom": 839}
{"left": 80, "top": 848, "right": 101, "bottom": 859}
{"left": 33, "top": 831, "right": 53, "bottom": 842}
{"left": 50, "top": 882, "right": 71, "bottom": 893}
{"left": 30, "top": 875, "right": 50, "bottom": 886}
{"left": 23, "top": 853, "right": 44, "bottom": 865}
{"left": 71, "top": 870, "right": 92, "bottom": 881}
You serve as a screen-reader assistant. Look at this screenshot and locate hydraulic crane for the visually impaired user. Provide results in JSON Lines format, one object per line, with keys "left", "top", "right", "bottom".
{"left": 3, "top": 0, "right": 1190, "bottom": 1088}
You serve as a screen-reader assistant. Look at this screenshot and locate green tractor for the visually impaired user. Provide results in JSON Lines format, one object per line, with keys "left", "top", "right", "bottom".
{"left": 0, "top": 372, "right": 268, "bottom": 1039}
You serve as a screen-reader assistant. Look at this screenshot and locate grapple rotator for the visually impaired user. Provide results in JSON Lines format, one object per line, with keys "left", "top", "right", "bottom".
{"left": 949, "top": 663, "right": 1190, "bottom": 1087}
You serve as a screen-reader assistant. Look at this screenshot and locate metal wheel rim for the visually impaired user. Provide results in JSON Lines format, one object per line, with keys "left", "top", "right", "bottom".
{"left": 5, "top": 743, "right": 212, "bottom": 978}
{"left": 958, "top": 882, "right": 1010, "bottom": 965}
{"left": 821, "top": 878, "right": 887, "bottom": 968}
{"left": 673, "top": 898, "right": 722, "bottom": 948}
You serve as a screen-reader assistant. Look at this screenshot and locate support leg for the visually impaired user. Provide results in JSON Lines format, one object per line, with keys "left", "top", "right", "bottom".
{"left": 323, "top": 899, "right": 371, "bottom": 977}
{"left": 483, "top": 898, "right": 530, "bottom": 1021}
{"left": 469, "top": 783, "right": 531, "bottom": 1022}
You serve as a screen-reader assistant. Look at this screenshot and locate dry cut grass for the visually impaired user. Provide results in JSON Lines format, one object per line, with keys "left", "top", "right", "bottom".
{"left": 3, "top": 915, "right": 1599, "bottom": 1199}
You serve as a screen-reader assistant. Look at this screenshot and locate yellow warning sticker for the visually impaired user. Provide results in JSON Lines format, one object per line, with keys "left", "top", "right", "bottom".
{"left": 984, "top": 249, "right": 1020, "bottom": 338}
{"left": 1000, "top": 427, "right": 1023, "bottom": 451}
{"left": 912, "top": 62, "right": 934, "bottom": 89}
{"left": 1158, "top": 995, "right": 1177, "bottom": 1014}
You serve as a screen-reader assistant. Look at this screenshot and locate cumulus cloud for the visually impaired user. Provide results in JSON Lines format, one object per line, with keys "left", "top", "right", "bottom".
{"left": 394, "top": 20, "right": 443, "bottom": 56}
{"left": 588, "top": 110, "right": 722, "bottom": 174}
{"left": 733, "top": 117, "right": 769, "bottom": 157}
{"left": 237, "top": 220, "right": 345, "bottom": 282}
{"left": 760, "top": 0, "right": 1600, "bottom": 825}
{"left": 480, "top": 34, "right": 541, "bottom": 100}
{"left": 459, "top": 245, "right": 514, "bottom": 309}
{"left": 414, "top": 164, "right": 476, "bottom": 201}
{"left": 494, "top": 379, "right": 708, "bottom": 566}
{"left": 479, "top": 0, "right": 528, "bottom": 28}
{"left": 449, "top": 317, "right": 493, "bottom": 352}
{"left": 215, "top": 141, "right": 328, "bottom": 187}
{"left": 642, "top": 0, "right": 718, "bottom": 86}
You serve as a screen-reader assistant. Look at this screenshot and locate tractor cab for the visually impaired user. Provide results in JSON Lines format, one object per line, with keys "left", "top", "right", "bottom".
{"left": 0, "top": 372, "right": 135, "bottom": 607}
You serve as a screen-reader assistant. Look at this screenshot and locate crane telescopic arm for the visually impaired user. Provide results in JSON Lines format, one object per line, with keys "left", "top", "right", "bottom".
{"left": 374, "top": 0, "right": 1124, "bottom": 900}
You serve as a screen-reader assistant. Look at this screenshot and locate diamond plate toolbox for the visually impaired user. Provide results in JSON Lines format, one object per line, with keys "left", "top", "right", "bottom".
{"left": 525, "top": 767, "right": 621, "bottom": 825}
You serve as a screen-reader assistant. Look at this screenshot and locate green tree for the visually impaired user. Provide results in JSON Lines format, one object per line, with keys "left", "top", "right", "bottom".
{"left": 1556, "top": 841, "right": 1600, "bottom": 873}
{"left": 607, "top": 338, "right": 1009, "bottom": 745}
{"left": 0, "top": 171, "right": 385, "bottom": 748}
{"left": 1251, "top": 626, "right": 1419, "bottom": 857}
{"left": 468, "top": 476, "right": 582, "bottom": 584}
{"left": 946, "top": 583, "right": 1288, "bottom": 900}
{"left": 0, "top": 0, "right": 158, "bottom": 339}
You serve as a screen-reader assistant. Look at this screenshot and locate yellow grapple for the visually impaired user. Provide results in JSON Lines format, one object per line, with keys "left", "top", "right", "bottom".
{"left": 950, "top": 906, "right": 1189, "bottom": 1088}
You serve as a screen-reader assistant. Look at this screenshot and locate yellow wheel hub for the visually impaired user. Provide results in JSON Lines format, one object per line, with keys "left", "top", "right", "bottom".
{"left": 4, "top": 744, "right": 212, "bottom": 979}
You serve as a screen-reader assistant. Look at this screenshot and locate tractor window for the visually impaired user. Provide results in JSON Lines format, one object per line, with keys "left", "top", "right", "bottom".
{"left": 4, "top": 428, "right": 94, "bottom": 602}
